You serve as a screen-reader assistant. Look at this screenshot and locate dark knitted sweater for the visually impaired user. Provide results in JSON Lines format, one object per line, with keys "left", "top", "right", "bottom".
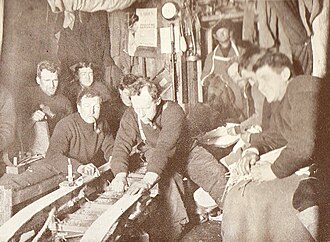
{"left": 250, "top": 75, "right": 320, "bottom": 178}
{"left": 21, "top": 86, "right": 73, "bottom": 135}
{"left": 46, "top": 113, "right": 114, "bottom": 174}
{"left": 110, "top": 101, "right": 192, "bottom": 176}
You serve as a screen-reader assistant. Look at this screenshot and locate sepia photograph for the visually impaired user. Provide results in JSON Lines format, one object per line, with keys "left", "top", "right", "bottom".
{"left": 0, "top": 0, "right": 329, "bottom": 241}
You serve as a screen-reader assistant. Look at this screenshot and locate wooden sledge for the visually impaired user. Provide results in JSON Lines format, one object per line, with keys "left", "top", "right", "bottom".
{"left": 0, "top": 161, "right": 112, "bottom": 241}
{"left": 49, "top": 172, "right": 157, "bottom": 241}
{"left": 0, "top": 161, "right": 157, "bottom": 242}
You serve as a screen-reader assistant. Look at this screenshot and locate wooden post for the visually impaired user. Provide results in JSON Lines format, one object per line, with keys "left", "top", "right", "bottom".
{"left": 0, "top": 186, "right": 13, "bottom": 225}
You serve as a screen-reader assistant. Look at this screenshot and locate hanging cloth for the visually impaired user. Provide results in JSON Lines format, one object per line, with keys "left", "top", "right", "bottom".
{"left": 47, "top": 0, "right": 137, "bottom": 29}
{"left": 266, "top": 0, "right": 322, "bottom": 74}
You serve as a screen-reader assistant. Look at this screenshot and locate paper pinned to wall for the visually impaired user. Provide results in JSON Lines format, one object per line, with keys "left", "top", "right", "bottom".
{"left": 136, "top": 8, "right": 158, "bottom": 47}
{"left": 159, "top": 26, "right": 181, "bottom": 54}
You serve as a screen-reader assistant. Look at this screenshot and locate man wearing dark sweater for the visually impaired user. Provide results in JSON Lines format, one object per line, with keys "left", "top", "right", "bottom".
{"left": 110, "top": 79, "right": 227, "bottom": 239}
{"left": 20, "top": 61, "right": 73, "bottom": 154}
{"left": 222, "top": 52, "right": 322, "bottom": 241}
{"left": 46, "top": 88, "right": 114, "bottom": 176}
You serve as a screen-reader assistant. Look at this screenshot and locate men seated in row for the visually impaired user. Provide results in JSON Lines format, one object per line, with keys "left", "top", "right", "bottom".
{"left": 19, "top": 61, "right": 73, "bottom": 155}
{"left": 109, "top": 79, "right": 228, "bottom": 240}
{"left": 221, "top": 51, "right": 322, "bottom": 241}
{"left": 46, "top": 88, "right": 114, "bottom": 178}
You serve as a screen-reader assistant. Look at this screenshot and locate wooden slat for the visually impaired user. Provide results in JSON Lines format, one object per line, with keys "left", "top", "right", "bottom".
{"left": 0, "top": 161, "right": 112, "bottom": 242}
{"left": 0, "top": 185, "right": 77, "bottom": 241}
{"left": 0, "top": 186, "right": 12, "bottom": 225}
{"left": 80, "top": 193, "right": 142, "bottom": 242}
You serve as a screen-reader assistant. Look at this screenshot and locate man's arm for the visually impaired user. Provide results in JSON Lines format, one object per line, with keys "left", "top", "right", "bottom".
{"left": 145, "top": 103, "right": 186, "bottom": 175}
{"left": 110, "top": 109, "right": 139, "bottom": 176}
{"left": 45, "top": 119, "right": 81, "bottom": 174}
{"left": 271, "top": 89, "right": 318, "bottom": 178}
{"left": 248, "top": 109, "right": 287, "bottom": 155}
{"left": 101, "top": 122, "right": 115, "bottom": 162}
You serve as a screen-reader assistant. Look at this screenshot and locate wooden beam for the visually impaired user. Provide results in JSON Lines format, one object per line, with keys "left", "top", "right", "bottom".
{"left": 201, "top": 11, "right": 244, "bottom": 22}
{"left": 0, "top": 186, "right": 12, "bottom": 225}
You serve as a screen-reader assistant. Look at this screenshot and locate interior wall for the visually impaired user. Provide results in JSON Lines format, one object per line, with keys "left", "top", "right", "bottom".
{"left": 0, "top": 0, "right": 58, "bottom": 94}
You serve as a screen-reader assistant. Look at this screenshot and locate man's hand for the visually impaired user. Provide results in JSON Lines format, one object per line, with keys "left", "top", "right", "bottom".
{"left": 110, "top": 173, "right": 128, "bottom": 193}
{"left": 126, "top": 180, "right": 151, "bottom": 195}
{"left": 77, "top": 163, "right": 100, "bottom": 177}
{"left": 237, "top": 151, "right": 259, "bottom": 175}
{"left": 32, "top": 110, "right": 46, "bottom": 122}
{"left": 240, "top": 132, "right": 251, "bottom": 144}
{"left": 251, "top": 163, "right": 277, "bottom": 182}
{"left": 126, "top": 172, "right": 159, "bottom": 195}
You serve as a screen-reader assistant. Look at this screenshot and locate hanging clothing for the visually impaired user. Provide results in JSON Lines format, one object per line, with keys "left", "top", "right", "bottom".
{"left": 57, "top": 11, "right": 112, "bottom": 84}
{"left": 47, "top": 0, "right": 137, "bottom": 29}
{"left": 257, "top": 0, "right": 322, "bottom": 75}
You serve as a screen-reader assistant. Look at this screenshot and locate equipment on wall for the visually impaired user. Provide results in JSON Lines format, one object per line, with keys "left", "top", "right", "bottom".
{"left": 161, "top": 2, "right": 180, "bottom": 102}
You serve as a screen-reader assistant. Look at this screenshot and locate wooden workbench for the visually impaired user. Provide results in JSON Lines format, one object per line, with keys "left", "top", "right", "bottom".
{"left": 0, "top": 159, "right": 65, "bottom": 225}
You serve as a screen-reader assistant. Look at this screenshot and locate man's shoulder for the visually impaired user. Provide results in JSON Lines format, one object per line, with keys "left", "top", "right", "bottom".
{"left": 57, "top": 113, "right": 77, "bottom": 126}
{"left": 121, "top": 107, "right": 136, "bottom": 120}
{"left": 163, "top": 100, "right": 184, "bottom": 113}
{"left": 24, "top": 85, "right": 39, "bottom": 95}
{"left": 53, "top": 92, "right": 71, "bottom": 103}
{"left": 289, "top": 75, "right": 321, "bottom": 94}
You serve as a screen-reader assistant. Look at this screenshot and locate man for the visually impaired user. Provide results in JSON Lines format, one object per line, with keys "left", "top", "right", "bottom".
{"left": 201, "top": 19, "right": 246, "bottom": 120}
{"left": 64, "top": 62, "right": 115, "bottom": 110}
{"left": 46, "top": 88, "right": 114, "bottom": 176}
{"left": 226, "top": 47, "right": 277, "bottom": 136}
{"left": 0, "top": 86, "right": 16, "bottom": 175}
{"left": 221, "top": 52, "right": 322, "bottom": 241}
{"left": 65, "top": 61, "right": 123, "bottom": 136}
{"left": 118, "top": 74, "right": 139, "bottom": 107}
{"left": 20, "top": 61, "right": 73, "bottom": 154}
{"left": 110, "top": 79, "right": 227, "bottom": 239}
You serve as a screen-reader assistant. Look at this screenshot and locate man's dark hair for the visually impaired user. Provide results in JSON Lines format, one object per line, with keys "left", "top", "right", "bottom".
{"left": 37, "top": 60, "right": 60, "bottom": 77}
{"left": 130, "top": 78, "right": 160, "bottom": 100}
{"left": 119, "top": 74, "right": 139, "bottom": 90}
{"left": 76, "top": 87, "right": 102, "bottom": 105}
{"left": 73, "top": 62, "right": 102, "bottom": 82}
{"left": 212, "top": 19, "right": 233, "bottom": 35}
{"left": 238, "top": 46, "right": 268, "bottom": 75}
{"left": 252, "top": 52, "right": 294, "bottom": 75}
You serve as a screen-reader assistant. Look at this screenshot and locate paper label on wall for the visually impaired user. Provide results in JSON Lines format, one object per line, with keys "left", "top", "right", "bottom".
{"left": 136, "top": 8, "right": 158, "bottom": 47}
{"left": 159, "top": 26, "right": 181, "bottom": 53}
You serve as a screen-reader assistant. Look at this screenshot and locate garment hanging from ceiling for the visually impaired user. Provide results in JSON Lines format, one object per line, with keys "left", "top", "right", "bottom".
{"left": 56, "top": 11, "right": 112, "bottom": 83}
{"left": 257, "top": 0, "right": 322, "bottom": 75}
{"left": 47, "top": 0, "right": 137, "bottom": 29}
